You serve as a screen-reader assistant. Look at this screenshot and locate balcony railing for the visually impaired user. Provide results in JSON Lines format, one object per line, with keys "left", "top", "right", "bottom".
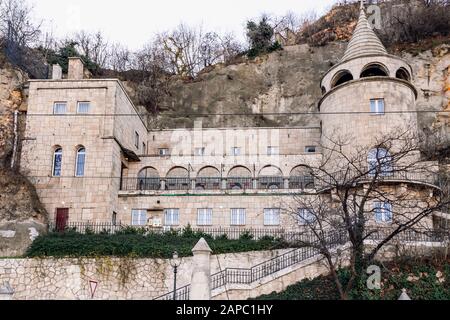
{"left": 195, "top": 177, "right": 221, "bottom": 190}
{"left": 316, "top": 169, "right": 441, "bottom": 190}
{"left": 227, "top": 177, "right": 253, "bottom": 190}
{"left": 257, "top": 176, "right": 285, "bottom": 190}
{"left": 120, "top": 169, "right": 440, "bottom": 192}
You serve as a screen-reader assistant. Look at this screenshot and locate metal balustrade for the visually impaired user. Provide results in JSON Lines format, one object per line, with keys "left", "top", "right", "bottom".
{"left": 155, "top": 228, "right": 449, "bottom": 300}
{"left": 257, "top": 176, "right": 285, "bottom": 190}
{"left": 195, "top": 177, "right": 222, "bottom": 190}
{"left": 316, "top": 169, "right": 441, "bottom": 190}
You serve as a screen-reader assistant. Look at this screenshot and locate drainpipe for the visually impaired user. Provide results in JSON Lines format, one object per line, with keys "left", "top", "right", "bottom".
{"left": 10, "top": 110, "right": 19, "bottom": 169}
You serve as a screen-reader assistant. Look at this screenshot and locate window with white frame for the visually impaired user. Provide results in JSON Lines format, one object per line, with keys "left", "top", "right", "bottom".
{"left": 370, "top": 99, "right": 385, "bottom": 115}
{"left": 195, "top": 147, "right": 206, "bottom": 156}
{"left": 159, "top": 148, "right": 169, "bottom": 156}
{"left": 164, "top": 209, "right": 180, "bottom": 226}
{"left": 231, "top": 208, "right": 246, "bottom": 226}
{"left": 298, "top": 208, "right": 316, "bottom": 225}
{"left": 197, "top": 208, "right": 213, "bottom": 226}
{"left": 267, "top": 146, "right": 279, "bottom": 156}
{"left": 231, "top": 147, "right": 241, "bottom": 156}
{"left": 134, "top": 132, "right": 140, "bottom": 148}
{"left": 368, "top": 148, "right": 393, "bottom": 176}
{"left": 52, "top": 147, "right": 63, "bottom": 177}
{"left": 75, "top": 147, "right": 86, "bottom": 177}
{"left": 53, "top": 102, "right": 67, "bottom": 114}
{"left": 374, "top": 202, "right": 393, "bottom": 223}
{"left": 77, "top": 102, "right": 90, "bottom": 114}
{"left": 131, "top": 209, "right": 147, "bottom": 226}
{"left": 264, "top": 208, "right": 280, "bottom": 226}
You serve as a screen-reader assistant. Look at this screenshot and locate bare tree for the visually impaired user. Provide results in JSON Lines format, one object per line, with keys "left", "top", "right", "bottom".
{"left": 107, "top": 42, "right": 131, "bottom": 72}
{"left": 0, "top": 0, "right": 41, "bottom": 47}
{"left": 283, "top": 127, "right": 450, "bottom": 299}
{"left": 74, "top": 30, "right": 109, "bottom": 68}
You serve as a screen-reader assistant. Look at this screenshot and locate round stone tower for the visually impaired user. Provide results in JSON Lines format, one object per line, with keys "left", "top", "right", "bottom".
{"left": 319, "top": 4, "right": 418, "bottom": 154}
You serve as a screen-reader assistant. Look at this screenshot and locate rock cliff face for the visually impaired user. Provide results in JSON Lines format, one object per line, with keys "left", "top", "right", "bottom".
{"left": 0, "top": 60, "right": 47, "bottom": 257}
{"left": 143, "top": 42, "right": 450, "bottom": 131}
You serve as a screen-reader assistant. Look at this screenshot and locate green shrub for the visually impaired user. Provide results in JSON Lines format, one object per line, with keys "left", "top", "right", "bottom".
{"left": 26, "top": 230, "right": 290, "bottom": 259}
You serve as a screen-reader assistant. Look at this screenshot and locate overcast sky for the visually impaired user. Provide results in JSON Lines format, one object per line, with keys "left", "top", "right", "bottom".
{"left": 32, "top": 0, "right": 338, "bottom": 50}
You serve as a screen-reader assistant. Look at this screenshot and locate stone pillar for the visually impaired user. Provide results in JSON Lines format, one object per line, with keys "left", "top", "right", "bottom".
{"left": 284, "top": 178, "right": 290, "bottom": 189}
{"left": 52, "top": 64, "right": 62, "bottom": 80}
{"left": 190, "top": 238, "right": 212, "bottom": 300}
{"left": 160, "top": 180, "right": 166, "bottom": 190}
{"left": 221, "top": 179, "right": 227, "bottom": 190}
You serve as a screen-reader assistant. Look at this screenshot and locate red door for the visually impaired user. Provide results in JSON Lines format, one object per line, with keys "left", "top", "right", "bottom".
{"left": 56, "top": 208, "right": 69, "bottom": 232}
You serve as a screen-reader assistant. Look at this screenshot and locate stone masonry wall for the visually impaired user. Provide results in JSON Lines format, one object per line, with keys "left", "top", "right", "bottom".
{"left": 0, "top": 248, "right": 292, "bottom": 300}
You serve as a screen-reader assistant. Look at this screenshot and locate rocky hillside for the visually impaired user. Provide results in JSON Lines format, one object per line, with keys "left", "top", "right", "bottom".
{"left": 0, "top": 57, "right": 47, "bottom": 257}
{"left": 126, "top": 41, "right": 449, "bottom": 131}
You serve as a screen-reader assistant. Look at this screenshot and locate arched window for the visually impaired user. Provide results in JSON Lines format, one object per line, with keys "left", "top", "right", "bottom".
{"left": 75, "top": 147, "right": 86, "bottom": 177}
{"left": 166, "top": 167, "right": 190, "bottom": 190}
{"left": 331, "top": 70, "right": 354, "bottom": 88}
{"left": 360, "top": 63, "right": 389, "bottom": 78}
{"left": 196, "top": 166, "right": 221, "bottom": 190}
{"left": 396, "top": 68, "right": 411, "bottom": 81}
{"left": 52, "top": 147, "right": 63, "bottom": 177}
{"left": 258, "top": 165, "right": 284, "bottom": 190}
{"left": 368, "top": 148, "right": 393, "bottom": 176}
{"left": 289, "top": 166, "right": 315, "bottom": 189}
{"left": 227, "top": 166, "right": 252, "bottom": 190}
{"left": 138, "top": 167, "right": 160, "bottom": 190}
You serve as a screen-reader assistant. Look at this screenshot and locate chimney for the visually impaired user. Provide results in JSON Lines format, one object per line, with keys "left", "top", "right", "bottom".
{"left": 52, "top": 64, "right": 62, "bottom": 80}
{"left": 68, "top": 57, "right": 85, "bottom": 80}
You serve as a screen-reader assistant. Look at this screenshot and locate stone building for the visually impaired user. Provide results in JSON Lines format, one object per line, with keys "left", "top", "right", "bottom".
{"left": 19, "top": 7, "right": 445, "bottom": 232}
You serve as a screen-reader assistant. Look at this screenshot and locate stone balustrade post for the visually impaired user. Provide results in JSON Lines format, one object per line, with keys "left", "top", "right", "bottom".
{"left": 190, "top": 238, "right": 212, "bottom": 300}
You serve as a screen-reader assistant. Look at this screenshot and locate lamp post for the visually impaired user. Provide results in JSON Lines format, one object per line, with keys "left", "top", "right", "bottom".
{"left": 170, "top": 251, "right": 182, "bottom": 300}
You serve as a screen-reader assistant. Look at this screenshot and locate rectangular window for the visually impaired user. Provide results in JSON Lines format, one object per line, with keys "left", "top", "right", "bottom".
{"left": 231, "top": 208, "right": 246, "bottom": 226}
{"left": 231, "top": 147, "right": 241, "bottom": 156}
{"left": 264, "top": 208, "right": 280, "bottom": 226}
{"left": 164, "top": 209, "right": 180, "bottom": 226}
{"left": 53, "top": 102, "right": 67, "bottom": 114}
{"left": 298, "top": 208, "right": 316, "bottom": 225}
{"left": 159, "top": 148, "right": 169, "bottom": 156}
{"left": 195, "top": 147, "right": 206, "bottom": 156}
{"left": 77, "top": 102, "right": 90, "bottom": 114}
{"left": 370, "top": 99, "right": 385, "bottom": 115}
{"left": 142, "top": 142, "right": 146, "bottom": 154}
{"left": 134, "top": 132, "right": 140, "bottom": 148}
{"left": 197, "top": 208, "right": 213, "bottom": 226}
{"left": 374, "top": 202, "right": 393, "bottom": 223}
{"left": 131, "top": 209, "right": 147, "bottom": 226}
{"left": 305, "top": 146, "right": 316, "bottom": 153}
{"left": 267, "top": 146, "right": 279, "bottom": 156}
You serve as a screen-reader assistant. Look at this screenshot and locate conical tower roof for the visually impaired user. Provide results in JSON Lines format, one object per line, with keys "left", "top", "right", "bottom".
{"left": 340, "top": 5, "right": 387, "bottom": 62}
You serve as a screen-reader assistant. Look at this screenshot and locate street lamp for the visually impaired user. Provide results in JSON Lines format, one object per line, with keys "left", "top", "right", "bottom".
{"left": 170, "top": 251, "right": 182, "bottom": 300}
